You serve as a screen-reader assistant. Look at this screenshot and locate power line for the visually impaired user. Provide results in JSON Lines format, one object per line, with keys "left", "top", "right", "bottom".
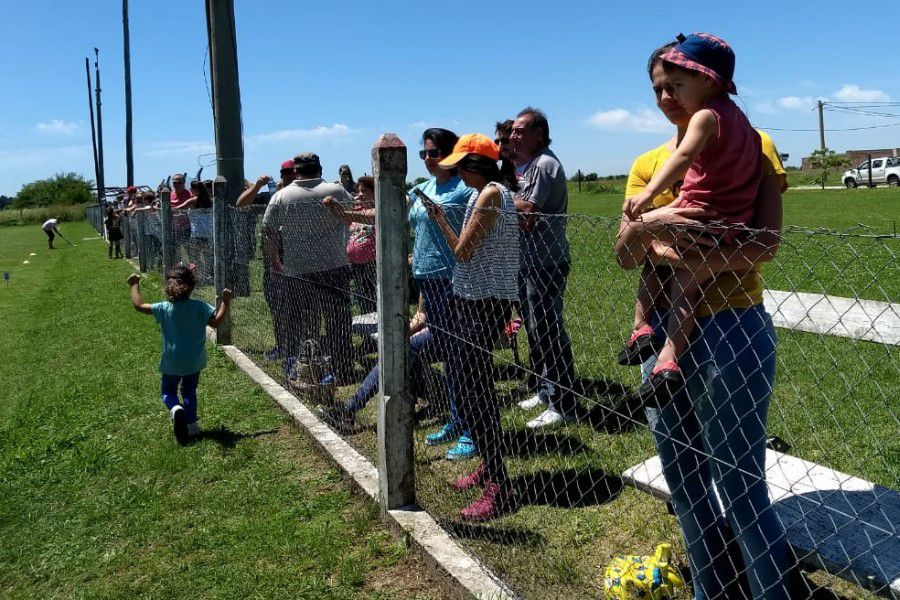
{"left": 760, "top": 121, "right": 900, "bottom": 132}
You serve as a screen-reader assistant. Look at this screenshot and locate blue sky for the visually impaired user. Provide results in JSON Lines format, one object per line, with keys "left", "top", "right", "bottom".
{"left": 2, "top": 0, "right": 899, "bottom": 196}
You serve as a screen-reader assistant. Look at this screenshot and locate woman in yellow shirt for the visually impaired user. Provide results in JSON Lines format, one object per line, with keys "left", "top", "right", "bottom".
{"left": 614, "top": 43, "right": 792, "bottom": 600}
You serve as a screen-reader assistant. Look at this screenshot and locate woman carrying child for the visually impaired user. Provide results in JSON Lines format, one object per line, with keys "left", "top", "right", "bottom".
{"left": 615, "top": 35, "right": 791, "bottom": 599}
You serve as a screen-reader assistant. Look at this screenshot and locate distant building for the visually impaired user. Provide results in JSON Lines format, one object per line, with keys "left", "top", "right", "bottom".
{"left": 801, "top": 148, "right": 900, "bottom": 171}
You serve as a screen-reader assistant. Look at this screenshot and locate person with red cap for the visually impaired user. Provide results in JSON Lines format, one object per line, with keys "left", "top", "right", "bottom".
{"left": 425, "top": 133, "right": 521, "bottom": 521}
{"left": 620, "top": 32, "right": 762, "bottom": 407}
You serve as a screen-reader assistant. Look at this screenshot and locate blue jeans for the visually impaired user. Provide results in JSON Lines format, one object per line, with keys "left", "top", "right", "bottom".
{"left": 644, "top": 305, "right": 790, "bottom": 600}
{"left": 345, "top": 329, "right": 442, "bottom": 414}
{"left": 416, "top": 278, "right": 464, "bottom": 433}
{"left": 518, "top": 262, "right": 577, "bottom": 415}
{"left": 161, "top": 373, "right": 200, "bottom": 424}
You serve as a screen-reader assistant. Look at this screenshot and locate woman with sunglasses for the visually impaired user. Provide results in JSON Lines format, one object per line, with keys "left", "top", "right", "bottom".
{"left": 406, "top": 128, "right": 477, "bottom": 459}
{"left": 426, "top": 134, "right": 521, "bottom": 521}
{"left": 322, "top": 129, "right": 474, "bottom": 458}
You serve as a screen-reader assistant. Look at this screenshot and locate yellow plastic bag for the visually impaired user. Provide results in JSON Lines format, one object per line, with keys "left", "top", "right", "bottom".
{"left": 603, "top": 544, "right": 684, "bottom": 599}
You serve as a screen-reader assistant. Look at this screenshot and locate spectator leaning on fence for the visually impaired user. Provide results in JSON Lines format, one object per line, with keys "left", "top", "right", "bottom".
{"left": 184, "top": 180, "right": 214, "bottom": 284}
{"left": 426, "top": 133, "right": 521, "bottom": 521}
{"left": 494, "top": 119, "right": 519, "bottom": 193}
{"left": 169, "top": 174, "right": 193, "bottom": 264}
{"left": 614, "top": 40, "right": 791, "bottom": 600}
{"left": 510, "top": 107, "right": 579, "bottom": 429}
{"left": 238, "top": 159, "right": 295, "bottom": 360}
{"left": 345, "top": 175, "right": 377, "bottom": 313}
{"left": 262, "top": 152, "right": 356, "bottom": 381}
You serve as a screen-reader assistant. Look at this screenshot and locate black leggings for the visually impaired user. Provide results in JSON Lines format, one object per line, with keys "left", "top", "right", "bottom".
{"left": 451, "top": 296, "right": 512, "bottom": 485}
{"left": 44, "top": 229, "right": 55, "bottom": 247}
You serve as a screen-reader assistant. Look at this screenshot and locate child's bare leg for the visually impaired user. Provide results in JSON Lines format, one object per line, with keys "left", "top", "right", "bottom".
{"left": 656, "top": 267, "right": 703, "bottom": 367}
{"left": 633, "top": 262, "right": 662, "bottom": 330}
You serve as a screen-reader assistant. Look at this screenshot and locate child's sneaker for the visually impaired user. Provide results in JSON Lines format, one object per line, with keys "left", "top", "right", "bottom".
{"left": 637, "top": 361, "right": 685, "bottom": 407}
{"left": 445, "top": 435, "right": 476, "bottom": 461}
{"left": 425, "top": 422, "right": 458, "bottom": 446}
{"left": 171, "top": 406, "right": 189, "bottom": 445}
{"left": 618, "top": 325, "right": 662, "bottom": 366}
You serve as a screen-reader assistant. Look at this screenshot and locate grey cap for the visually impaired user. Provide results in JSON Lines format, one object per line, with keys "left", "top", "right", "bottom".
{"left": 294, "top": 152, "right": 321, "bottom": 168}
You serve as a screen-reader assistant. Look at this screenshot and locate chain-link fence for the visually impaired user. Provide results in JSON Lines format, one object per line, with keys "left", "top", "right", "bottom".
{"left": 84, "top": 169, "right": 899, "bottom": 600}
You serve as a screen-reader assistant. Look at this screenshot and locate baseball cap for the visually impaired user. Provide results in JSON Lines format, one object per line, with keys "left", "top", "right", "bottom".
{"left": 293, "top": 152, "right": 321, "bottom": 169}
{"left": 438, "top": 134, "right": 500, "bottom": 167}
{"left": 126, "top": 186, "right": 137, "bottom": 193}
{"left": 662, "top": 33, "right": 737, "bottom": 94}
{"left": 280, "top": 159, "right": 295, "bottom": 172}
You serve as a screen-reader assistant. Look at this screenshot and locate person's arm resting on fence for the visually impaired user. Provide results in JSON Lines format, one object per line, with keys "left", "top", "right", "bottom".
{"left": 409, "top": 295, "right": 427, "bottom": 336}
{"left": 208, "top": 289, "right": 233, "bottom": 328}
{"left": 323, "top": 195, "right": 375, "bottom": 224}
{"left": 236, "top": 176, "right": 271, "bottom": 207}
{"left": 623, "top": 110, "right": 717, "bottom": 219}
{"left": 430, "top": 187, "right": 500, "bottom": 262}
{"left": 127, "top": 274, "right": 153, "bottom": 314}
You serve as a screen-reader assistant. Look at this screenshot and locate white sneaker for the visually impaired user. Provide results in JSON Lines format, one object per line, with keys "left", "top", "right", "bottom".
{"left": 518, "top": 394, "right": 545, "bottom": 410}
{"left": 526, "top": 408, "right": 576, "bottom": 429}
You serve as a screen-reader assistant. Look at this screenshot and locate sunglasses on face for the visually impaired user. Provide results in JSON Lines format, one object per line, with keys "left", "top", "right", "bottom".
{"left": 419, "top": 149, "right": 442, "bottom": 160}
{"left": 495, "top": 137, "right": 510, "bottom": 145}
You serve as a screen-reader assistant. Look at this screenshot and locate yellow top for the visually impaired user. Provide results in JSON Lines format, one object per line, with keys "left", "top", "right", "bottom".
{"left": 624, "top": 130, "right": 784, "bottom": 316}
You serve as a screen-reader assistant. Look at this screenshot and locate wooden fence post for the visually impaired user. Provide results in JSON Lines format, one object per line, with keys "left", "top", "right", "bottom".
{"left": 160, "top": 187, "right": 173, "bottom": 276}
{"left": 373, "top": 133, "right": 413, "bottom": 510}
{"left": 213, "top": 176, "right": 232, "bottom": 345}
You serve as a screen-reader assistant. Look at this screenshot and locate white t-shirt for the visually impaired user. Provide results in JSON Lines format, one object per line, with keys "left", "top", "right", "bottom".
{"left": 42, "top": 219, "right": 59, "bottom": 232}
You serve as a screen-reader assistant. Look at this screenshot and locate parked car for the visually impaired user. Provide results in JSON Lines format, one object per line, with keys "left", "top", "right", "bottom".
{"left": 842, "top": 156, "right": 900, "bottom": 188}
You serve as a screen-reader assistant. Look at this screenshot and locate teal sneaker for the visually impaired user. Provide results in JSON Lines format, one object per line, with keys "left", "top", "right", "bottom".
{"left": 446, "top": 435, "right": 477, "bottom": 461}
{"left": 425, "top": 422, "right": 458, "bottom": 446}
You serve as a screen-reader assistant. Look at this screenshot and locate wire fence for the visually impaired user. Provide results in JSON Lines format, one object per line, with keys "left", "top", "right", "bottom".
{"left": 85, "top": 173, "right": 899, "bottom": 599}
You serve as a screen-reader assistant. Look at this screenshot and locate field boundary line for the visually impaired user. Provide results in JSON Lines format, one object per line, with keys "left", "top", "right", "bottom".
{"left": 207, "top": 329, "right": 517, "bottom": 600}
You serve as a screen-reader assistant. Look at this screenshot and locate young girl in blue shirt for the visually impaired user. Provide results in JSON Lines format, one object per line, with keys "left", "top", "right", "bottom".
{"left": 128, "top": 266, "right": 232, "bottom": 444}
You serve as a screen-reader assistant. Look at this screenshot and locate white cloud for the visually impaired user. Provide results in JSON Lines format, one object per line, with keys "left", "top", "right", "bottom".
{"left": 35, "top": 119, "right": 80, "bottom": 135}
{"left": 833, "top": 84, "right": 890, "bottom": 102}
{"left": 586, "top": 108, "right": 670, "bottom": 133}
{"left": 407, "top": 119, "right": 460, "bottom": 131}
{"left": 777, "top": 96, "right": 815, "bottom": 111}
{"left": 249, "top": 123, "right": 357, "bottom": 144}
{"left": 144, "top": 140, "right": 215, "bottom": 157}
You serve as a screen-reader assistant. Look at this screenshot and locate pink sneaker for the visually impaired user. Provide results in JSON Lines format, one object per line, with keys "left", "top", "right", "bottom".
{"left": 452, "top": 463, "right": 485, "bottom": 492}
{"left": 460, "top": 482, "right": 519, "bottom": 522}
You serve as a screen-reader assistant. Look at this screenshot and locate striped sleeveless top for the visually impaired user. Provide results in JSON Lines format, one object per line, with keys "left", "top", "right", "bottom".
{"left": 452, "top": 182, "right": 520, "bottom": 301}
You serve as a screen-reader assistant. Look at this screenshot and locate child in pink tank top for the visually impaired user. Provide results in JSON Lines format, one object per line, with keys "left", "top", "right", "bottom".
{"left": 619, "top": 33, "right": 762, "bottom": 406}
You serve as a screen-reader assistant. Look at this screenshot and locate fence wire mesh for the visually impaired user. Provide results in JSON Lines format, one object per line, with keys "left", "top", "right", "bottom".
{"left": 85, "top": 186, "right": 899, "bottom": 600}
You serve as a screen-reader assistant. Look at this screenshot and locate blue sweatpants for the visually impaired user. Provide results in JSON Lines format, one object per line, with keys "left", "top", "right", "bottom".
{"left": 161, "top": 373, "right": 200, "bottom": 424}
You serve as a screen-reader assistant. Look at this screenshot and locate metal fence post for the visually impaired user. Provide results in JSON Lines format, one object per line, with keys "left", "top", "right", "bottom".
{"left": 373, "top": 133, "right": 413, "bottom": 510}
{"left": 213, "top": 176, "right": 232, "bottom": 345}
{"left": 136, "top": 211, "right": 147, "bottom": 273}
{"left": 160, "top": 187, "right": 173, "bottom": 276}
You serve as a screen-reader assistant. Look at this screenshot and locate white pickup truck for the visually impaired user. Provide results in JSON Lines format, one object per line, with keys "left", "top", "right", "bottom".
{"left": 842, "top": 156, "right": 900, "bottom": 188}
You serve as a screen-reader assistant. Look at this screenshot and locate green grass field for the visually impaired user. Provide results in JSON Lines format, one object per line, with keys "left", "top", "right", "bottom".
{"left": 193, "top": 186, "right": 897, "bottom": 599}
{"left": 0, "top": 222, "right": 441, "bottom": 599}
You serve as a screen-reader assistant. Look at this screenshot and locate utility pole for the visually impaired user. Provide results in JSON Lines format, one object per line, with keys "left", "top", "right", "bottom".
{"left": 204, "top": 0, "right": 245, "bottom": 203}
{"left": 94, "top": 48, "right": 106, "bottom": 202}
{"left": 123, "top": 0, "right": 134, "bottom": 186}
{"left": 85, "top": 58, "right": 100, "bottom": 199}
{"left": 817, "top": 100, "right": 826, "bottom": 151}
{"left": 205, "top": 0, "right": 248, "bottom": 294}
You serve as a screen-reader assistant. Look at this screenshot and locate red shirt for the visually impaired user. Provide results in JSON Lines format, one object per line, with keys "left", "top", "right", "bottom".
{"left": 676, "top": 96, "right": 761, "bottom": 227}
{"left": 170, "top": 188, "right": 192, "bottom": 231}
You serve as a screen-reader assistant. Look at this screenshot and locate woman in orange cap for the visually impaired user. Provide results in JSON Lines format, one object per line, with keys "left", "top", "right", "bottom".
{"left": 425, "top": 133, "right": 521, "bottom": 521}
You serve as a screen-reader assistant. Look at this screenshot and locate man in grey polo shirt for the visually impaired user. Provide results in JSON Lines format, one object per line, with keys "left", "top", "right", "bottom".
{"left": 262, "top": 152, "right": 355, "bottom": 381}
{"left": 510, "top": 107, "right": 578, "bottom": 429}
